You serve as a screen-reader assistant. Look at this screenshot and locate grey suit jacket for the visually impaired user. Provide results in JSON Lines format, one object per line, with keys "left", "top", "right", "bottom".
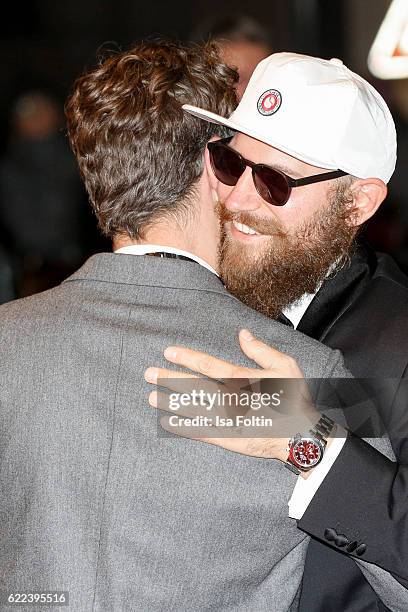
{"left": 0, "top": 254, "right": 399, "bottom": 611}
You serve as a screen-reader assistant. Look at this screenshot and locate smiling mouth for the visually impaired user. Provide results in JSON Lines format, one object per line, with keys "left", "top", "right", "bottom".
{"left": 231, "top": 220, "right": 261, "bottom": 236}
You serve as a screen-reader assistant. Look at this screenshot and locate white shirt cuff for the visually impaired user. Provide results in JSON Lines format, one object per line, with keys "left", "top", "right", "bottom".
{"left": 288, "top": 426, "right": 348, "bottom": 520}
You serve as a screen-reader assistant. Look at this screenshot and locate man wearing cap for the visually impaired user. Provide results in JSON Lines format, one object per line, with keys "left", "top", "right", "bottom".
{"left": 147, "top": 53, "right": 408, "bottom": 610}
{"left": 3, "top": 41, "right": 395, "bottom": 612}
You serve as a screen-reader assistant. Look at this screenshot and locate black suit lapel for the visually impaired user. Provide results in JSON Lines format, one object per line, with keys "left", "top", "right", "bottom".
{"left": 296, "top": 243, "right": 376, "bottom": 342}
{"left": 276, "top": 312, "right": 294, "bottom": 328}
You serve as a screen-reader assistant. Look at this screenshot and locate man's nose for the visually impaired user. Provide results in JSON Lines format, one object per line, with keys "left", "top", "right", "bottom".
{"left": 224, "top": 168, "right": 263, "bottom": 212}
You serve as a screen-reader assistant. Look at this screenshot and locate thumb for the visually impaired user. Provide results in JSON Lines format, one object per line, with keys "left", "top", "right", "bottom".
{"left": 238, "top": 329, "right": 286, "bottom": 370}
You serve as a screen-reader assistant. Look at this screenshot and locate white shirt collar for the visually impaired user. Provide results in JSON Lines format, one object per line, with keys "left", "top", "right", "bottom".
{"left": 282, "top": 260, "right": 340, "bottom": 328}
{"left": 114, "top": 244, "right": 219, "bottom": 276}
{"left": 282, "top": 292, "right": 317, "bottom": 329}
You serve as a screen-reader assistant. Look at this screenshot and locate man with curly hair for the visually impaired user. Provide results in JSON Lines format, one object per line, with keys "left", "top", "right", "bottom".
{"left": 0, "top": 40, "right": 327, "bottom": 610}
{"left": 0, "top": 41, "right": 398, "bottom": 611}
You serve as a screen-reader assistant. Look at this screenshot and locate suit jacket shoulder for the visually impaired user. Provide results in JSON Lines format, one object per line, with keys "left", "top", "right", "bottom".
{"left": 298, "top": 243, "right": 408, "bottom": 378}
{"left": 0, "top": 253, "right": 346, "bottom": 380}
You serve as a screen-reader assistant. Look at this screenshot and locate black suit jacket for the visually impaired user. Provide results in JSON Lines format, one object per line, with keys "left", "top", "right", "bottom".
{"left": 298, "top": 242, "right": 408, "bottom": 611}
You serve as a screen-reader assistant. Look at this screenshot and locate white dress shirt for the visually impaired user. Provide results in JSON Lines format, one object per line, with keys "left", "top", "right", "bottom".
{"left": 114, "top": 243, "right": 347, "bottom": 519}
{"left": 114, "top": 244, "right": 219, "bottom": 276}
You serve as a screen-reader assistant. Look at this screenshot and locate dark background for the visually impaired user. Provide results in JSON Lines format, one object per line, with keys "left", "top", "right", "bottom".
{"left": 1, "top": 0, "right": 406, "bottom": 300}
{"left": 0, "top": 0, "right": 387, "bottom": 146}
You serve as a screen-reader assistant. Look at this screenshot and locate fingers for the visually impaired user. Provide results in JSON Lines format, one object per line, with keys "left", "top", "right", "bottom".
{"left": 145, "top": 367, "right": 198, "bottom": 384}
{"left": 238, "top": 329, "right": 302, "bottom": 377}
{"left": 159, "top": 415, "right": 215, "bottom": 440}
{"left": 149, "top": 390, "right": 217, "bottom": 419}
{"left": 149, "top": 390, "right": 169, "bottom": 409}
{"left": 145, "top": 367, "right": 227, "bottom": 404}
{"left": 163, "top": 346, "right": 251, "bottom": 379}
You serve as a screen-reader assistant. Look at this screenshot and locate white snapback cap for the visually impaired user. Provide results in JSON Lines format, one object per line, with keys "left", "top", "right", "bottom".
{"left": 183, "top": 52, "right": 397, "bottom": 183}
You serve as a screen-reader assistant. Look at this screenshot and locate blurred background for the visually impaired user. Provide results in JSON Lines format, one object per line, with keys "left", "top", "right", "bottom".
{"left": 1, "top": 0, "right": 407, "bottom": 303}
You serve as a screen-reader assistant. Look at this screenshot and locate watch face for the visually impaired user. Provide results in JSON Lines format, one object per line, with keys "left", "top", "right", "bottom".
{"left": 290, "top": 437, "right": 323, "bottom": 469}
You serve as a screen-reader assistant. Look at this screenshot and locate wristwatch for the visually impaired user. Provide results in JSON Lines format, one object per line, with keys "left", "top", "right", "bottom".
{"left": 285, "top": 414, "right": 335, "bottom": 475}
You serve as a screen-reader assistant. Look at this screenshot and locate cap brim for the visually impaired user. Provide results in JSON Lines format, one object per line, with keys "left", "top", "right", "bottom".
{"left": 182, "top": 104, "right": 338, "bottom": 171}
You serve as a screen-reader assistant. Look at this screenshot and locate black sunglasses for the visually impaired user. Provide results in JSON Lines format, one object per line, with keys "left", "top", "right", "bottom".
{"left": 207, "top": 137, "right": 348, "bottom": 207}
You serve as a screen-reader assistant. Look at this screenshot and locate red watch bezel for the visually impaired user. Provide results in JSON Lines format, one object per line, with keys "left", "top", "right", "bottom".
{"left": 287, "top": 436, "right": 324, "bottom": 471}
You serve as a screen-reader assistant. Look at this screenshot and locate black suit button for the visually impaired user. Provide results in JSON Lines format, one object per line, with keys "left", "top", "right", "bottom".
{"left": 335, "top": 534, "right": 349, "bottom": 547}
{"left": 346, "top": 541, "right": 358, "bottom": 553}
{"left": 356, "top": 544, "right": 367, "bottom": 556}
{"left": 324, "top": 528, "right": 337, "bottom": 542}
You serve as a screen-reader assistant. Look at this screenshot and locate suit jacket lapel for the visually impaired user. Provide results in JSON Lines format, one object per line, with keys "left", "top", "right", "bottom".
{"left": 296, "top": 243, "right": 376, "bottom": 342}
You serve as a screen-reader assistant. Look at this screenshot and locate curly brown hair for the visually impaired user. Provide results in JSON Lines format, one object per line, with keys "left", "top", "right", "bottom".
{"left": 65, "top": 40, "right": 238, "bottom": 239}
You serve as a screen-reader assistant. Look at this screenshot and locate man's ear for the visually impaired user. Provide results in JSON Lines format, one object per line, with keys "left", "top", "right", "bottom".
{"left": 348, "top": 178, "right": 387, "bottom": 227}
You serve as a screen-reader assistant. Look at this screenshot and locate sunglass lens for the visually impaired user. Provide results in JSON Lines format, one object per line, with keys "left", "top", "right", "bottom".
{"left": 210, "top": 145, "right": 245, "bottom": 186}
{"left": 254, "top": 166, "right": 290, "bottom": 206}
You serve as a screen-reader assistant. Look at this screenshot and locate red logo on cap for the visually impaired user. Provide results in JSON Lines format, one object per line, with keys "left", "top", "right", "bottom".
{"left": 257, "top": 89, "right": 282, "bottom": 116}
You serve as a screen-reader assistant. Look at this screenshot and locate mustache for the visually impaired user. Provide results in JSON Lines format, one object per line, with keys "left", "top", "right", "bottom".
{"left": 215, "top": 202, "right": 287, "bottom": 238}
